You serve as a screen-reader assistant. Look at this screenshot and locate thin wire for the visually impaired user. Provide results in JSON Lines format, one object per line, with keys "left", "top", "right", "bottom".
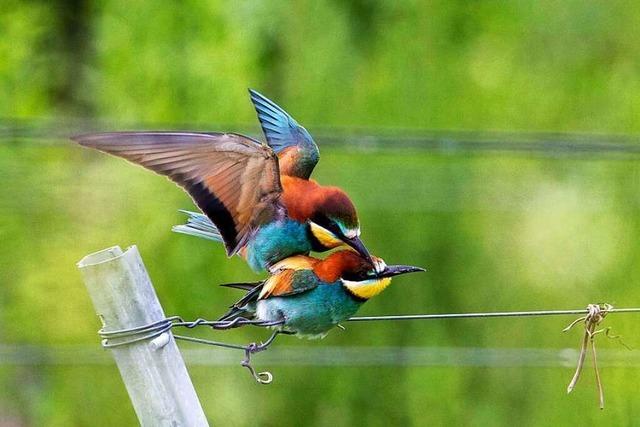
{"left": 86, "top": 305, "right": 640, "bottom": 387}
{"left": 97, "top": 307, "right": 640, "bottom": 348}
{"left": 3, "top": 118, "right": 640, "bottom": 157}
{"left": 98, "top": 316, "right": 282, "bottom": 348}
{"left": 99, "top": 317, "right": 175, "bottom": 348}
{"left": 171, "top": 317, "right": 284, "bottom": 329}
{"left": 347, "top": 307, "right": 640, "bottom": 322}
{"left": 173, "top": 335, "right": 248, "bottom": 351}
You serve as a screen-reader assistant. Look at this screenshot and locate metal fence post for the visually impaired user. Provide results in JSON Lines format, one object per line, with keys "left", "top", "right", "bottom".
{"left": 78, "top": 245, "right": 209, "bottom": 426}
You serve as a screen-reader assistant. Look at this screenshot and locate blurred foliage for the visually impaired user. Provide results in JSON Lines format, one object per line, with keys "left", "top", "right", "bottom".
{"left": 4, "top": 0, "right": 640, "bottom": 131}
{"left": 2, "top": 0, "right": 640, "bottom": 426}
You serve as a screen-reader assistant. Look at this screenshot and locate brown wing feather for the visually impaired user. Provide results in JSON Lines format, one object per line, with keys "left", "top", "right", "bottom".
{"left": 73, "top": 132, "right": 283, "bottom": 255}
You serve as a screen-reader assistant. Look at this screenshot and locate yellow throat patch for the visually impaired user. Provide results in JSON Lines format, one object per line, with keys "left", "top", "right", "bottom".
{"left": 341, "top": 277, "right": 392, "bottom": 300}
{"left": 309, "top": 222, "right": 343, "bottom": 248}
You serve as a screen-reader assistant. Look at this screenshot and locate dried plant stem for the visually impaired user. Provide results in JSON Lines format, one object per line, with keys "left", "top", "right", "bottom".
{"left": 564, "top": 303, "right": 613, "bottom": 409}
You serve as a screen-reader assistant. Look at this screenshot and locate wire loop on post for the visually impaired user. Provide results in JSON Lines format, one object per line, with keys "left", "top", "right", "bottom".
{"left": 98, "top": 315, "right": 286, "bottom": 384}
{"left": 99, "top": 317, "right": 175, "bottom": 348}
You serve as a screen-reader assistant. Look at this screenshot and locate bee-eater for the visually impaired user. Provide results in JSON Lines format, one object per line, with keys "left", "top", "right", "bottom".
{"left": 73, "top": 91, "right": 370, "bottom": 272}
{"left": 219, "top": 250, "right": 425, "bottom": 338}
{"left": 171, "top": 89, "right": 370, "bottom": 271}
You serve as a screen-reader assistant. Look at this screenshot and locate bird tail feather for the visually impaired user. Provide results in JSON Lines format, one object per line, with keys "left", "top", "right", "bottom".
{"left": 218, "top": 281, "right": 264, "bottom": 321}
{"left": 172, "top": 210, "right": 223, "bottom": 242}
{"left": 221, "top": 281, "right": 263, "bottom": 291}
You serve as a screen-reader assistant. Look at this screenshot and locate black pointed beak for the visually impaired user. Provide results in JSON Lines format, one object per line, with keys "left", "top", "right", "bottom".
{"left": 378, "top": 264, "right": 426, "bottom": 278}
{"left": 345, "top": 236, "right": 374, "bottom": 264}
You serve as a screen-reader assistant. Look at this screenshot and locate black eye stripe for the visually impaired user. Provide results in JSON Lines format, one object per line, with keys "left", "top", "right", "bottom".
{"left": 311, "top": 215, "right": 344, "bottom": 237}
{"left": 326, "top": 222, "right": 343, "bottom": 236}
{"left": 342, "top": 270, "right": 375, "bottom": 282}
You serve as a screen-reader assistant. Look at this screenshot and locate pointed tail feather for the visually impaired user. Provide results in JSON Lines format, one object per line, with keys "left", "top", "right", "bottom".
{"left": 221, "top": 281, "right": 263, "bottom": 291}
{"left": 172, "top": 210, "right": 223, "bottom": 242}
{"left": 218, "top": 281, "right": 264, "bottom": 321}
{"left": 218, "top": 308, "right": 250, "bottom": 322}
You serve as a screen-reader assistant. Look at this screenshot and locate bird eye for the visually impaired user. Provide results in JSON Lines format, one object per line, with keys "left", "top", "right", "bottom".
{"left": 332, "top": 220, "right": 359, "bottom": 240}
{"left": 325, "top": 220, "right": 343, "bottom": 237}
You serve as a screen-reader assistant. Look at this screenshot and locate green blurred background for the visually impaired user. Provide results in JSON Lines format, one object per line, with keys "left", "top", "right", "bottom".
{"left": 2, "top": 1, "right": 640, "bottom": 426}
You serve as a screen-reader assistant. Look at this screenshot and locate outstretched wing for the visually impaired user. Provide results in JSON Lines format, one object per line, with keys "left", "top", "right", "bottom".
{"left": 249, "top": 89, "right": 319, "bottom": 179}
{"left": 73, "top": 132, "right": 283, "bottom": 255}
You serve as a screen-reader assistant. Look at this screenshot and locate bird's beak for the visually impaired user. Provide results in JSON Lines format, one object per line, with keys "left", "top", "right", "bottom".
{"left": 344, "top": 236, "right": 374, "bottom": 264}
{"left": 377, "top": 264, "right": 425, "bottom": 278}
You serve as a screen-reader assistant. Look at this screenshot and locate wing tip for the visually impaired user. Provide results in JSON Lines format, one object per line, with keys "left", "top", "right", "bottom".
{"left": 248, "top": 88, "right": 266, "bottom": 107}
{"left": 248, "top": 88, "right": 286, "bottom": 115}
{"left": 70, "top": 132, "right": 98, "bottom": 147}
{"left": 248, "top": 88, "right": 268, "bottom": 103}
{"left": 70, "top": 132, "right": 131, "bottom": 148}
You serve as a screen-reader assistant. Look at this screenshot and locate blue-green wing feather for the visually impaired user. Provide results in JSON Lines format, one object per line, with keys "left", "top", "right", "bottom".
{"left": 249, "top": 89, "right": 319, "bottom": 178}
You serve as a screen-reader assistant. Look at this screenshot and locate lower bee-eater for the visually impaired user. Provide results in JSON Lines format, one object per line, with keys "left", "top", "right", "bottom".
{"left": 219, "top": 250, "right": 425, "bottom": 338}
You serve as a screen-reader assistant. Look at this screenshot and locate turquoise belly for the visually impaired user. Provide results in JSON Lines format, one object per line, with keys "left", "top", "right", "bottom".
{"left": 256, "top": 284, "right": 364, "bottom": 338}
{"left": 245, "top": 220, "right": 312, "bottom": 272}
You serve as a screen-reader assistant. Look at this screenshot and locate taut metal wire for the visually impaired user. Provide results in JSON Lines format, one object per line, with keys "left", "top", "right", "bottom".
{"left": 94, "top": 305, "right": 640, "bottom": 394}
{"left": 347, "top": 307, "right": 640, "bottom": 322}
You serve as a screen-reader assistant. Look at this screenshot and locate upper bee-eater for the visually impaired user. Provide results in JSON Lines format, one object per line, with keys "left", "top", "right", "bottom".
{"left": 172, "top": 89, "right": 370, "bottom": 271}
{"left": 73, "top": 90, "right": 370, "bottom": 272}
{"left": 219, "top": 250, "right": 424, "bottom": 338}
